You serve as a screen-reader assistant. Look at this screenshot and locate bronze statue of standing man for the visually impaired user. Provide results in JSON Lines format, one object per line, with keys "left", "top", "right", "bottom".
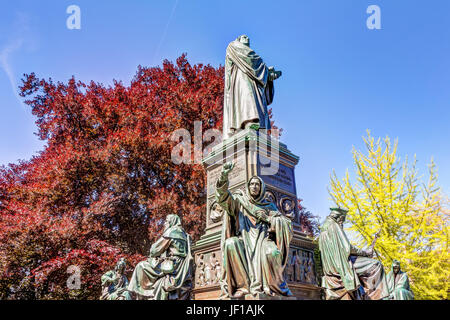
{"left": 223, "top": 35, "right": 282, "bottom": 139}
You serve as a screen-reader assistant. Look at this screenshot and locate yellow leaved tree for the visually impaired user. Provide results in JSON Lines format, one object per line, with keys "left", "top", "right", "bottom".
{"left": 329, "top": 131, "right": 449, "bottom": 300}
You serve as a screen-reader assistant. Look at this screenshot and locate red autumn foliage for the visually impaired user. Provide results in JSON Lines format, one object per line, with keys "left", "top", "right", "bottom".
{"left": 0, "top": 54, "right": 312, "bottom": 299}
{"left": 0, "top": 55, "right": 224, "bottom": 299}
{"left": 297, "top": 199, "right": 320, "bottom": 237}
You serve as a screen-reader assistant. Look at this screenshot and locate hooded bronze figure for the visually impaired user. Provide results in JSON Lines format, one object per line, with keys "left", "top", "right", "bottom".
{"left": 127, "top": 214, "right": 193, "bottom": 300}
{"left": 215, "top": 162, "right": 292, "bottom": 298}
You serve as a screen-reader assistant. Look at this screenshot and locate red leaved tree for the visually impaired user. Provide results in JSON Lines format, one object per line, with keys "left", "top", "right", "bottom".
{"left": 0, "top": 55, "right": 223, "bottom": 299}
{"left": 297, "top": 199, "right": 320, "bottom": 237}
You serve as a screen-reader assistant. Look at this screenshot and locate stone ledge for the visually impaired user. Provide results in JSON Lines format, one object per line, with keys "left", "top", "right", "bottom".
{"left": 243, "top": 293, "right": 298, "bottom": 300}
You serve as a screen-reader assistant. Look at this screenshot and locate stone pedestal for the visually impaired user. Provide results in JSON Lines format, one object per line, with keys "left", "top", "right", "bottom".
{"left": 192, "top": 128, "right": 321, "bottom": 300}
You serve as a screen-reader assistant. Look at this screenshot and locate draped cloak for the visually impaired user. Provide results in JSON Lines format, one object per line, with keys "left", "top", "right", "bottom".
{"left": 319, "top": 216, "right": 360, "bottom": 299}
{"left": 215, "top": 174, "right": 292, "bottom": 298}
{"left": 319, "top": 216, "right": 389, "bottom": 300}
{"left": 386, "top": 264, "right": 414, "bottom": 300}
{"left": 128, "top": 215, "right": 193, "bottom": 300}
{"left": 223, "top": 40, "right": 275, "bottom": 138}
{"left": 100, "top": 270, "right": 131, "bottom": 300}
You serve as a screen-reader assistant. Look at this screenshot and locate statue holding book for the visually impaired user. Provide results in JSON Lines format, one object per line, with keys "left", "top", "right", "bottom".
{"left": 100, "top": 258, "right": 132, "bottom": 300}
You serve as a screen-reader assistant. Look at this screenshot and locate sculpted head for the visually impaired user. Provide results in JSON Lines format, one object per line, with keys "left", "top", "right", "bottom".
{"left": 238, "top": 34, "right": 250, "bottom": 47}
{"left": 330, "top": 207, "right": 348, "bottom": 226}
{"left": 115, "top": 258, "right": 127, "bottom": 274}
{"left": 282, "top": 199, "right": 293, "bottom": 213}
{"left": 212, "top": 202, "right": 223, "bottom": 214}
{"left": 248, "top": 177, "right": 261, "bottom": 198}
{"left": 164, "top": 214, "right": 181, "bottom": 231}
{"left": 392, "top": 260, "right": 401, "bottom": 275}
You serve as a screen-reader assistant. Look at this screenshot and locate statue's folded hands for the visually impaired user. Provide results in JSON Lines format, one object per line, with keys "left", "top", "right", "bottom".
{"left": 255, "top": 209, "right": 270, "bottom": 223}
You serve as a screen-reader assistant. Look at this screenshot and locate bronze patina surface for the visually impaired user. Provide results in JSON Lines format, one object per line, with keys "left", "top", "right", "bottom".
{"left": 100, "top": 258, "right": 132, "bottom": 300}
{"left": 318, "top": 208, "right": 389, "bottom": 300}
{"left": 127, "top": 214, "right": 193, "bottom": 300}
{"left": 223, "top": 35, "right": 282, "bottom": 139}
{"left": 386, "top": 260, "right": 414, "bottom": 300}
{"left": 215, "top": 162, "right": 293, "bottom": 299}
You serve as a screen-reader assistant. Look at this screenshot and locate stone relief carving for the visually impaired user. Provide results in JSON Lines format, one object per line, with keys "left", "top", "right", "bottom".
{"left": 264, "top": 188, "right": 298, "bottom": 222}
{"left": 209, "top": 200, "right": 224, "bottom": 224}
{"left": 264, "top": 190, "right": 276, "bottom": 204}
{"left": 283, "top": 248, "right": 317, "bottom": 285}
{"left": 195, "top": 251, "right": 222, "bottom": 288}
{"left": 196, "top": 254, "right": 206, "bottom": 287}
{"left": 198, "top": 249, "right": 316, "bottom": 288}
{"left": 285, "top": 252, "right": 294, "bottom": 282}
{"left": 305, "top": 252, "right": 317, "bottom": 285}
{"left": 209, "top": 252, "right": 221, "bottom": 285}
{"left": 280, "top": 196, "right": 295, "bottom": 220}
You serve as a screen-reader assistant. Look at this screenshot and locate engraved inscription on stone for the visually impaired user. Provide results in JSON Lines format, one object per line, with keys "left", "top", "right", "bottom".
{"left": 258, "top": 157, "right": 296, "bottom": 194}
{"left": 206, "top": 155, "right": 246, "bottom": 196}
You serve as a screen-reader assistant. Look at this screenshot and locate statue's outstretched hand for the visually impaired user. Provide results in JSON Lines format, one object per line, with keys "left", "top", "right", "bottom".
{"left": 368, "top": 228, "right": 381, "bottom": 258}
{"left": 269, "top": 66, "right": 282, "bottom": 80}
{"left": 222, "top": 162, "right": 234, "bottom": 176}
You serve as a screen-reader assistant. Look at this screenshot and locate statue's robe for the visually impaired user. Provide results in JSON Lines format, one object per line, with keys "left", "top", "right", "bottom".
{"left": 305, "top": 260, "right": 317, "bottom": 284}
{"left": 318, "top": 216, "right": 389, "bottom": 300}
{"left": 100, "top": 271, "right": 131, "bottom": 300}
{"left": 223, "top": 40, "right": 275, "bottom": 138}
{"left": 386, "top": 268, "right": 414, "bottom": 300}
{"left": 128, "top": 217, "right": 193, "bottom": 300}
{"left": 215, "top": 175, "right": 292, "bottom": 298}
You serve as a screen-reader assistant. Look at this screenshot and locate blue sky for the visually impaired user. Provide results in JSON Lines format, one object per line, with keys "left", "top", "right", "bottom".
{"left": 1, "top": 0, "right": 449, "bottom": 220}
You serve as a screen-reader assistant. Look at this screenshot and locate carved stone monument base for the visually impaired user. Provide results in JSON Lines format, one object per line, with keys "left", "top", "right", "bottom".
{"left": 192, "top": 128, "right": 321, "bottom": 300}
{"left": 243, "top": 293, "right": 298, "bottom": 300}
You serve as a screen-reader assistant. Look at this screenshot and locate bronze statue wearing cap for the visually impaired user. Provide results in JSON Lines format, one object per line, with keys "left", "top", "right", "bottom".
{"left": 318, "top": 207, "right": 389, "bottom": 300}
